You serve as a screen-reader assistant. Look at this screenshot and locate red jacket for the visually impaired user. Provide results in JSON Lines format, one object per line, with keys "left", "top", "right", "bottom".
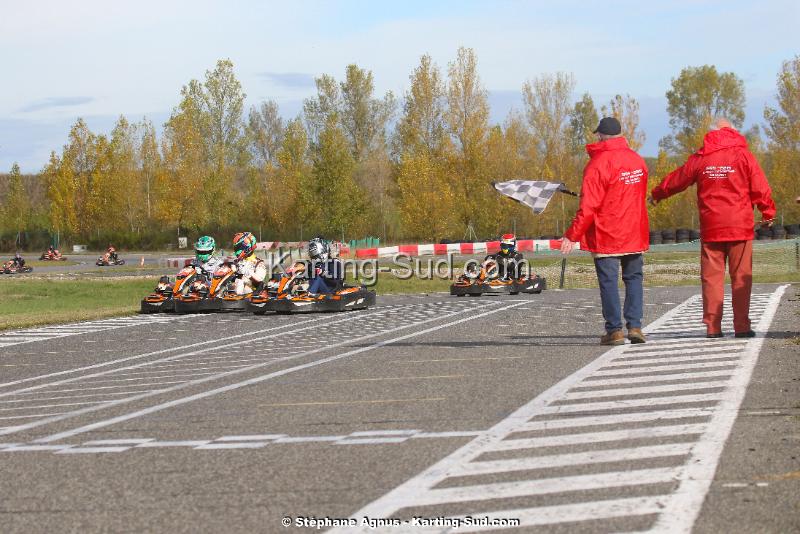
{"left": 651, "top": 128, "right": 776, "bottom": 242}
{"left": 564, "top": 137, "right": 650, "bottom": 254}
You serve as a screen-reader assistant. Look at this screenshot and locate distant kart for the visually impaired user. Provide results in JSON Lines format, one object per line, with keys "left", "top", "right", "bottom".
{"left": 174, "top": 261, "right": 243, "bottom": 313}
{"left": 247, "top": 262, "right": 375, "bottom": 314}
{"left": 140, "top": 265, "right": 200, "bottom": 313}
{"left": 39, "top": 249, "right": 67, "bottom": 261}
{"left": 96, "top": 254, "right": 125, "bottom": 266}
{"left": 450, "top": 261, "right": 546, "bottom": 296}
{"left": 2, "top": 261, "right": 33, "bottom": 274}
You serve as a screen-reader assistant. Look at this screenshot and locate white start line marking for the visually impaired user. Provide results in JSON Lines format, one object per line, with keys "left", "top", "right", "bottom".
{"left": 325, "top": 286, "right": 787, "bottom": 533}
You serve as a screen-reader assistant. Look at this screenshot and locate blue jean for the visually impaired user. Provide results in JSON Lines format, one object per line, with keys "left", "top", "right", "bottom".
{"left": 593, "top": 254, "right": 644, "bottom": 333}
{"left": 308, "top": 277, "right": 334, "bottom": 294}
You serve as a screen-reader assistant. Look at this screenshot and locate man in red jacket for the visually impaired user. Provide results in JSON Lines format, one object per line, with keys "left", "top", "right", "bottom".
{"left": 561, "top": 117, "right": 650, "bottom": 345}
{"left": 651, "top": 118, "right": 776, "bottom": 338}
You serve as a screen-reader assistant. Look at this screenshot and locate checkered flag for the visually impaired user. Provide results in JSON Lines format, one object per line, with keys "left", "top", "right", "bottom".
{"left": 492, "top": 180, "right": 575, "bottom": 214}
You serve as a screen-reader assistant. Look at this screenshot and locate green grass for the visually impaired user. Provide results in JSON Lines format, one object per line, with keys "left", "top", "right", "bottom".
{"left": 0, "top": 278, "right": 156, "bottom": 331}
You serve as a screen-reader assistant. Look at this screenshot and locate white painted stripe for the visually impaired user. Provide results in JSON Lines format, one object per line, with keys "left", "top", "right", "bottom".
{"left": 541, "top": 393, "right": 723, "bottom": 414}
{"left": 193, "top": 442, "right": 268, "bottom": 449}
{"left": 0, "top": 390, "right": 156, "bottom": 403}
{"left": 615, "top": 346, "right": 745, "bottom": 358}
{"left": 455, "top": 443, "right": 694, "bottom": 476}
{"left": 412, "top": 467, "right": 680, "bottom": 506}
{"left": 215, "top": 434, "right": 286, "bottom": 441}
{"left": 517, "top": 409, "right": 714, "bottom": 432}
{"left": 0, "top": 315, "right": 328, "bottom": 389}
{"left": 625, "top": 339, "right": 746, "bottom": 351}
{"left": 337, "top": 437, "right": 410, "bottom": 445}
{"left": 3, "top": 445, "right": 72, "bottom": 452}
{"left": 348, "top": 430, "right": 419, "bottom": 437}
{"left": 593, "top": 361, "right": 739, "bottom": 376}
{"left": 561, "top": 380, "right": 728, "bottom": 400}
{"left": 651, "top": 284, "right": 788, "bottom": 532}
{"left": 56, "top": 446, "right": 130, "bottom": 454}
{"left": 448, "top": 496, "right": 668, "bottom": 531}
{"left": 0, "top": 401, "right": 105, "bottom": 411}
{"left": 489, "top": 424, "right": 707, "bottom": 450}
{"left": 0, "top": 412, "right": 69, "bottom": 420}
{"left": 136, "top": 441, "right": 211, "bottom": 447}
{"left": 604, "top": 353, "right": 741, "bottom": 367}
{"left": 273, "top": 436, "right": 344, "bottom": 443}
{"left": 84, "top": 439, "right": 154, "bottom": 445}
{"left": 411, "top": 431, "right": 482, "bottom": 439}
{"left": 327, "top": 293, "right": 700, "bottom": 531}
{"left": 577, "top": 370, "right": 735, "bottom": 387}
{"left": 33, "top": 302, "right": 523, "bottom": 443}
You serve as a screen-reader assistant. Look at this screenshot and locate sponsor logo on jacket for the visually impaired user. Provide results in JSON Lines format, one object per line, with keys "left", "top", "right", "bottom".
{"left": 619, "top": 168, "right": 644, "bottom": 185}
{"left": 702, "top": 166, "right": 736, "bottom": 180}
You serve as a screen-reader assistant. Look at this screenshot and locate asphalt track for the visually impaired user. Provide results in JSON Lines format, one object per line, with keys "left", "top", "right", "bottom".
{"left": 0, "top": 285, "right": 797, "bottom": 533}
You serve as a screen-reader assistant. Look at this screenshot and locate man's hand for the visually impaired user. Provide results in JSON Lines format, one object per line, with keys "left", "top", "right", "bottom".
{"left": 648, "top": 195, "right": 659, "bottom": 207}
{"left": 760, "top": 218, "right": 774, "bottom": 229}
{"left": 560, "top": 237, "right": 576, "bottom": 255}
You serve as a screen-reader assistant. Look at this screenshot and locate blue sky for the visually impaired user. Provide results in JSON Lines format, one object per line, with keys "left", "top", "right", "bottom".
{"left": 1, "top": 0, "right": 797, "bottom": 172}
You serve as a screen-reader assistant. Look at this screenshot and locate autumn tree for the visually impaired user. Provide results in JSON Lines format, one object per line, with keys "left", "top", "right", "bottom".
{"left": 247, "top": 100, "right": 284, "bottom": 167}
{"left": 602, "top": 94, "right": 646, "bottom": 151}
{"left": 394, "top": 54, "right": 449, "bottom": 158}
{"left": 445, "top": 47, "right": 491, "bottom": 235}
{"left": 522, "top": 72, "right": 581, "bottom": 235}
{"left": 569, "top": 92, "right": 598, "bottom": 154}
{"left": 660, "top": 65, "right": 745, "bottom": 158}
{"left": 138, "top": 119, "right": 161, "bottom": 221}
{"left": 764, "top": 55, "right": 800, "bottom": 222}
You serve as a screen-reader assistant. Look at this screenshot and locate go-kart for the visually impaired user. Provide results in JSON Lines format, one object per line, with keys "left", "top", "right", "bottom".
{"left": 174, "top": 261, "right": 244, "bottom": 313}
{"left": 40, "top": 249, "right": 66, "bottom": 261}
{"left": 2, "top": 260, "right": 33, "bottom": 274}
{"left": 140, "top": 265, "right": 201, "bottom": 313}
{"left": 96, "top": 253, "right": 125, "bottom": 266}
{"left": 450, "top": 260, "right": 546, "bottom": 296}
{"left": 247, "top": 261, "right": 376, "bottom": 314}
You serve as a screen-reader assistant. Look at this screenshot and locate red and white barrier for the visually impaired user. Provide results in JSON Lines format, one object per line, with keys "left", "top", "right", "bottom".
{"left": 354, "top": 239, "right": 575, "bottom": 259}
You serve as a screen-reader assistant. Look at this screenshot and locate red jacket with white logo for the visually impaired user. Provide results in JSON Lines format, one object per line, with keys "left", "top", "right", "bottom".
{"left": 564, "top": 137, "right": 650, "bottom": 254}
{"left": 651, "top": 128, "right": 776, "bottom": 242}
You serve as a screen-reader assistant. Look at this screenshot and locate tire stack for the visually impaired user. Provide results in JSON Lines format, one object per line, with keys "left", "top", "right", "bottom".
{"left": 649, "top": 231, "right": 662, "bottom": 245}
{"left": 676, "top": 228, "right": 692, "bottom": 243}
{"left": 756, "top": 226, "right": 772, "bottom": 240}
{"left": 785, "top": 224, "right": 799, "bottom": 239}
{"left": 661, "top": 229, "right": 676, "bottom": 244}
{"left": 690, "top": 229, "right": 701, "bottom": 241}
{"left": 771, "top": 225, "right": 786, "bottom": 240}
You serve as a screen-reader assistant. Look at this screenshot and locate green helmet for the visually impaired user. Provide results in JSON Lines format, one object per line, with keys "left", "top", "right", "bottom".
{"left": 195, "top": 236, "right": 216, "bottom": 262}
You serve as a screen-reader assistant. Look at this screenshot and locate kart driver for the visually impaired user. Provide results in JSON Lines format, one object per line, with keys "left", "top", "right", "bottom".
{"left": 232, "top": 231, "right": 267, "bottom": 295}
{"left": 483, "top": 233, "right": 524, "bottom": 279}
{"left": 106, "top": 244, "right": 118, "bottom": 263}
{"left": 191, "top": 235, "right": 222, "bottom": 282}
{"left": 307, "top": 237, "right": 343, "bottom": 295}
{"left": 12, "top": 252, "right": 25, "bottom": 268}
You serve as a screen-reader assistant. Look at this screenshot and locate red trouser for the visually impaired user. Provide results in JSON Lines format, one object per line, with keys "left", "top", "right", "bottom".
{"left": 700, "top": 240, "right": 753, "bottom": 334}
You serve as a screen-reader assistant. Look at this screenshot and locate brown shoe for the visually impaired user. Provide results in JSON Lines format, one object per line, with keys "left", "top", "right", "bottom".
{"left": 627, "top": 328, "right": 646, "bottom": 344}
{"left": 601, "top": 330, "right": 625, "bottom": 345}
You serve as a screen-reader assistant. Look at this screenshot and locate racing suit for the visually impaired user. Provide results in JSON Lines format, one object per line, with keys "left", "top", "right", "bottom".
{"left": 234, "top": 254, "right": 268, "bottom": 295}
{"left": 192, "top": 256, "right": 223, "bottom": 283}
{"left": 483, "top": 252, "right": 524, "bottom": 279}
{"left": 307, "top": 258, "right": 344, "bottom": 294}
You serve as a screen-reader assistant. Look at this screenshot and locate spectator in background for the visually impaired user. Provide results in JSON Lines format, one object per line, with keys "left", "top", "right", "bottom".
{"left": 650, "top": 118, "right": 776, "bottom": 338}
{"left": 561, "top": 117, "right": 650, "bottom": 345}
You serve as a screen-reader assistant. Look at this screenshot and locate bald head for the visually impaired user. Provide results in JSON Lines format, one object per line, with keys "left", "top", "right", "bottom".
{"left": 711, "top": 117, "right": 733, "bottom": 130}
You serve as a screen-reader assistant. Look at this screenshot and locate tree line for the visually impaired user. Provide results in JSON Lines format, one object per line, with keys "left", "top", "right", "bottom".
{"left": 1, "top": 50, "right": 798, "bottom": 250}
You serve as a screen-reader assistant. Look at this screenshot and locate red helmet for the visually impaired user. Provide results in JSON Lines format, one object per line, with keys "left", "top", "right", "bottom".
{"left": 233, "top": 232, "right": 257, "bottom": 260}
{"left": 500, "top": 233, "right": 516, "bottom": 255}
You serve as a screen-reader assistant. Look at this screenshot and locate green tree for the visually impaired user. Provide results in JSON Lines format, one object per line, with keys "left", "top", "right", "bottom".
{"left": 306, "top": 124, "right": 367, "bottom": 238}
{"left": 661, "top": 65, "right": 745, "bottom": 158}
{"left": 247, "top": 100, "right": 284, "bottom": 167}
{"left": 569, "top": 92, "right": 598, "bottom": 153}
{"left": 2, "top": 163, "right": 31, "bottom": 238}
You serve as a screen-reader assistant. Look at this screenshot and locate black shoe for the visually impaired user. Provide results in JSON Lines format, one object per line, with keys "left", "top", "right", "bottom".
{"left": 706, "top": 333, "right": 724, "bottom": 339}
{"left": 734, "top": 330, "right": 756, "bottom": 338}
